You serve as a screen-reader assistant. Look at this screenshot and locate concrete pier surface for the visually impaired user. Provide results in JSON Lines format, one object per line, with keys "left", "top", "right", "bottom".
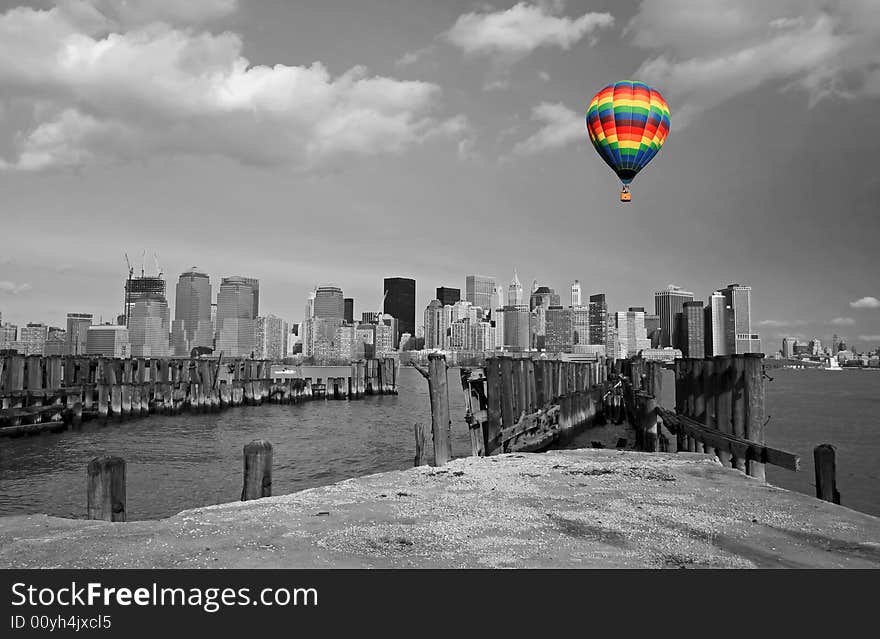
{"left": 1, "top": 449, "right": 878, "bottom": 569}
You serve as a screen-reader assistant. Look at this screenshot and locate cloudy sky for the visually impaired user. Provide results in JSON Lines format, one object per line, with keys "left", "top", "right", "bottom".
{"left": 1, "top": 0, "right": 878, "bottom": 351}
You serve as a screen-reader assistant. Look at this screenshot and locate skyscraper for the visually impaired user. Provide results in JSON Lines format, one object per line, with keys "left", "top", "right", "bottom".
{"left": 681, "top": 301, "right": 705, "bottom": 358}
{"left": 570, "top": 280, "right": 582, "bottom": 307}
{"left": 172, "top": 268, "right": 213, "bottom": 356}
{"left": 216, "top": 276, "right": 256, "bottom": 357}
{"left": 502, "top": 305, "right": 530, "bottom": 351}
{"left": 343, "top": 298, "right": 354, "bottom": 324}
{"left": 655, "top": 285, "right": 694, "bottom": 348}
{"left": 720, "top": 283, "right": 761, "bottom": 354}
{"left": 86, "top": 325, "right": 130, "bottom": 358}
{"left": 545, "top": 306, "right": 572, "bottom": 352}
{"left": 65, "top": 313, "right": 93, "bottom": 355}
{"left": 19, "top": 323, "right": 48, "bottom": 355}
{"left": 255, "top": 314, "right": 288, "bottom": 360}
{"left": 436, "top": 287, "right": 460, "bottom": 307}
{"left": 124, "top": 273, "right": 166, "bottom": 327}
{"left": 507, "top": 271, "right": 524, "bottom": 307}
{"left": 383, "top": 277, "right": 415, "bottom": 340}
{"left": 571, "top": 305, "right": 590, "bottom": 345}
{"left": 424, "top": 299, "right": 444, "bottom": 350}
{"left": 704, "top": 291, "right": 727, "bottom": 357}
{"left": 129, "top": 296, "right": 170, "bottom": 357}
{"left": 588, "top": 293, "right": 607, "bottom": 345}
{"left": 782, "top": 337, "right": 796, "bottom": 359}
{"left": 466, "top": 275, "right": 495, "bottom": 313}
{"left": 313, "top": 284, "right": 344, "bottom": 319}
{"left": 608, "top": 309, "right": 650, "bottom": 358}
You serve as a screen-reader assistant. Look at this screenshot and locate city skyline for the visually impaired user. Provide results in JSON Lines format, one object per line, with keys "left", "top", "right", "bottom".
{"left": 0, "top": 1, "right": 877, "bottom": 351}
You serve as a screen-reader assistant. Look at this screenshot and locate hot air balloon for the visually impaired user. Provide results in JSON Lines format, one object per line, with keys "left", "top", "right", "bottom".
{"left": 586, "top": 80, "right": 670, "bottom": 202}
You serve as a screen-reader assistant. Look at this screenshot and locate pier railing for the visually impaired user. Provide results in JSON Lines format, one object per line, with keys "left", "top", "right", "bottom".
{"left": 0, "top": 354, "right": 398, "bottom": 437}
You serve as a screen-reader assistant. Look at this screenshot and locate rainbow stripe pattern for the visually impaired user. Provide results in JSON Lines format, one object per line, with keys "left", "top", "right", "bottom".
{"left": 586, "top": 80, "right": 670, "bottom": 185}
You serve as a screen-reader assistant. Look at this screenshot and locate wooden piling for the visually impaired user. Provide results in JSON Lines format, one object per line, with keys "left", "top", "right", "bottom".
{"left": 813, "top": 444, "right": 840, "bottom": 504}
{"left": 701, "top": 358, "right": 717, "bottom": 457}
{"left": 427, "top": 353, "right": 451, "bottom": 466}
{"left": 485, "top": 358, "right": 503, "bottom": 456}
{"left": 744, "top": 353, "right": 766, "bottom": 480}
{"left": 241, "top": 440, "right": 273, "bottom": 501}
{"left": 87, "top": 456, "right": 126, "bottom": 522}
{"left": 730, "top": 356, "right": 747, "bottom": 472}
{"left": 714, "top": 356, "right": 733, "bottom": 466}
{"left": 413, "top": 423, "right": 429, "bottom": 467}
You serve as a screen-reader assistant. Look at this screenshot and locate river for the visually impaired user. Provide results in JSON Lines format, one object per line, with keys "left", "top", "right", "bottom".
{"left": 0, "top": 367, "right": 877, "bottom": 519}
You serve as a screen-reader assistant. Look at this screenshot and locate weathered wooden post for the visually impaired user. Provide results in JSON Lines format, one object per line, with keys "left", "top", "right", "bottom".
{"left": 744, "top": 353, "right": 766, "bottom": 480}
{"left": 730, "top": 355, "right": 747, "bottom": 471}
{"left": 485, "top": 358, "right": 502, "bottom": 456}
{"left": 813, "top": 444, "right": 840, "bottom": 504}
{"left": 643, "top": 362, "right": 661, "bottom": 452}
{"left": 701, "top": 358, "right": 717, "bottom": 458}
{"left": 427, "top": 353, "right": 452, "bottom": 466}
{"left": 714, "top": 356, "right": 733, "bottom": 466}
{"left": 241, "top": 440, "right": 273, "bottom": 501}
{"left": 413, "top": 423, "right": 429, "bottom": 467}
{"left": 87, "top": 456, "right": 126, "bottom": 521}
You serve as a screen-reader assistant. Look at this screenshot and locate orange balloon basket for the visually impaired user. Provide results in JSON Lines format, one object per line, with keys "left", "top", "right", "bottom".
{"left": 620, "top": 188, "right": 632, "bottom": 203}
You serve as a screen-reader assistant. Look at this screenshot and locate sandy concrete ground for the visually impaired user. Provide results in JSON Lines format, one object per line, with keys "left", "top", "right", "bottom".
{"left": 1, "top": 449, "right": 878, "bottom": 568}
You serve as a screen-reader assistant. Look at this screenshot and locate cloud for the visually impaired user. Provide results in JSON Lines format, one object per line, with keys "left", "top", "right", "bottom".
{"left": 0, "top": 3, "right": 466, "bottom": 171}
{"left": 858, "top": 335, "right": 880, "bottom": 342}
{"left": 829, "top": 317, "right": 856, "bottom": 326}
{"left": 444, "top": 2, "right": 613, "bottom": 59}
{"left": 538, "top": 71, "right": 551, "bottom": 82}
{"left": 850, "top": 296, "right": 880, "bottom": 309}
{"left": 628, "top": 0, "right": 880, "bottom": 126}
{"left": 395, "top": 46, "right": 434, "bottom": 67}
{"left": 511, "top": 102, "right": 583, "bottom": 155}
{"left": 756, "top": 319, "right": 808, "bottom": 328}
{"left": 0, "top": 281, "right": 32, "bottom": 295}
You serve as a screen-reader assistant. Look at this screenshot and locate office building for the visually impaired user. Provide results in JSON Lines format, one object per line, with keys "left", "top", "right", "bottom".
{"left": 171, "top": 268, "right": 213, "bottom": 356}
{"left": 704, "top": 291, "right": 728, "bottom": 357}
{"left": 383, "top": 277, "right": 415, "bottom": 340}
{"left": 0, "top": 321, "right": 17, "bottom": 349}
{"left": 782, "top": 337, "right": 796, "bottom": 359}
{"left": 436, "top": 287, "right": 460, "bottom": 307}
{"left": 502, "top": 305, "right": 530, "bottom": 351}
{"left": 18, "top": 323, "right": 48, "bottom": 355}
{"left": 471, "top": 321, "right": 495, "bottom": 352}
{"left": 545, "top": 306, "right": 572, "bottom": 353}
{"left": 680, "top": 301, "right": 705, "bottom": 358}
{"left": 256, "top": 315, "right": 288, "bottom": 360}
{"left": 588, "top": 294, "right": 608, "bottom": 345}
{"left": 466, "top": 275, "right": 495, "bottom": 314}
{"left": 343, "top": 298, "right": 354, "bottom": 324}
{"left": 424, "top": 300, "right": 444, "bottom": 350}
{"left": 124, "top": 274, "right": 166, "bottom": 327}
{"left": 314, "top": 284, "right": 344, "bottom": 320}
{"left": 361, "top": 311, "right": 379, "bottom": 324}
{"left": 610, "top": 309, "right": 651, "bottom": 358}
{"left": 215, "top": 276, "right": 256, "bottom": 357}
{"left": 655, "top": 285, "right": 694, "bottom": 348}
{"left": 65, "top": 313, "right": 92, "bottom": 355}
{"left": 720, "top": 283, "right": 761, "bottom": 354}
{"left": 507, "top": 271, "right": 524, "bottom": 307}
{"left": 571, "top": 306, "right": 590, "bottom": 346}
{"left": 571, "top": 280, "right": 582, "bottom": 307}
{"left": 129, "top": 293, "right": 170, "bottom": 357}
{"left": 86, "top": 325, "right": 130, "bottom": 358}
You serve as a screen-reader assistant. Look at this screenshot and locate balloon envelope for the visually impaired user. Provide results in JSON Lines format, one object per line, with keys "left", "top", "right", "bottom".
{"left": 586, "top": 80, "right": 670, "bottom": 185}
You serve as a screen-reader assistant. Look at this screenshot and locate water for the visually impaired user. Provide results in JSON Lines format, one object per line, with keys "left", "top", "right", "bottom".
{"left": 0, "top": 367, "right": 877, "bottom": 520}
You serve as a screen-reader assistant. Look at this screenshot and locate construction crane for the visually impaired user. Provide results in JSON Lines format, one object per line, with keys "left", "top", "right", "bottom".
{"left": 153, "top": 253, "right": 163, "bottom": 278}
{"left": 376, "top": 290, "right": 388, "bottom": 322}
{"left": 123, "top": 253, "right": 134, "bottom": 327}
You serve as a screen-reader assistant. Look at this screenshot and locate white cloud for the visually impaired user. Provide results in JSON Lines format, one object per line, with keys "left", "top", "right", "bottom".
{"left": 829, "top": 317, "right": 856, "bottom": 326}
{"left": 538, "top": 71, "right": 550, "bottom": 82}
{"left": 0, "top": 281, "right": 32, "bottom": 295}
{"left": 445, "top": 2, "right": 613, "bottom": 58}
{"left": 629, "top": 0, "right": 880, "bottom": 126}
{"left": 757, "top": 319, "right": 808, "bottom": 328}
{"left": 0, "top": 3, "right": 466, "bottom": 171}
{"left": 858, "top": 335, "right": 880, "bottom": 342}
{"left": 511, "top": 102, "right": 583, "bottom": 155}
{"left": 395, "top": 46, "right": 434, "bottom": 67}
{"left": 850, "top": 297, "right": 880, "bottom": 309}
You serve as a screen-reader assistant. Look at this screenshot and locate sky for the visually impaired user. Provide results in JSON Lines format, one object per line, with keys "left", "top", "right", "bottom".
{"left": 0, "top": 0, "right": 879, "bottom": 351}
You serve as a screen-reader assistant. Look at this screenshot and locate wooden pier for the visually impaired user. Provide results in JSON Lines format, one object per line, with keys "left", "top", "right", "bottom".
{"left": 0, "top": 355, "right": 398, "bottom": 438}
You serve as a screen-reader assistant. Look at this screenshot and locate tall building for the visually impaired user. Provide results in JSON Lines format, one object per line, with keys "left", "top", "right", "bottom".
{"left": 171, "top": 268, "right": 213, "bottom": 356}
{"left": 545, "top": 306, "right": 572, "bottom": 352}
{"left": 86, "top": 325, "right": 130, "bottom": 358}
{"left": 655, "top": 285, "right": 694, "bottom": 348}
{"left": 570, "top": 280, "right": 582, "bottom": 307}
{"left": 424, "top": 299, "right": 444, "bottom": 349}
{"left": 502, "top": 305, "right": 530, "bottom": 351}
{"left": 361, "top": 311, "right": 379, "bottom": 324}
{"left": 65, "top": 313, "right": 92, "bottom": 355}
{"left": 609, "top": 308, "right": 651, "bottom": 358}
{"left": 507, "top": 271, "right": 524, "bottom": 307}
{"left": 704, "top": 291, "right": 727, "bottom": 357}
{"left": 436, "top": 287, "right": 460, "bottom": 307}
{"left": 215, "top": 276, "right": 256, "bottom": 357}
{"left": 782, "top": 337, "right": 796, "bottom": 359}
{"left": 720, "top": 283, "right": 761, "bottom": 354}
{"left": 124, "top": 274, "right": 166, "bottom": 327}
{"left": 129, "top": 295, "right": 170, "bottom": 357}
{"left": 343, "top": 298, "right": 354, "bottom": 324}
{"left": 588, "top": 294, "right": 608, "bottom": 345}
{"left": 314, "top": 285, "right": 344, "bottom": 319}
{"left": 0, "top": 322, "right": 17, "bottom": 349}
{"left": 255, "top": 315, "right": 288, "bottom": 360}
{"left": 680, "top": 301, "right": 705, "bottom": 358}
{"left": 570, "top": 305, "right": 590, "bottom": 346}
{"left": 383, "top": 277, "right": 415, "bottom": 340}
{"left": 466, "top": 275, "right": 495, "bottom": 313}
{"left": 19, "top": 323, "right": 48, "bottom": 355}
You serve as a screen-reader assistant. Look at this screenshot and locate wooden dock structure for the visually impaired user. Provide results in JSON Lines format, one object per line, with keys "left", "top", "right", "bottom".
{"left": 0, "top": 355, "right": 398, "bottom": 438}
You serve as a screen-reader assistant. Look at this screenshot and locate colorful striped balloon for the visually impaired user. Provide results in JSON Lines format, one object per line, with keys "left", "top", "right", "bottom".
{"left": 586, "top": 80, "right": 670, "bottom": 186}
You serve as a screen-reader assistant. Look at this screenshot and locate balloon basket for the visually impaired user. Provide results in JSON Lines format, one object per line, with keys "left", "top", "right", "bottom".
{"left": 620, "top": 189, "right": 632, "bottom": 203}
